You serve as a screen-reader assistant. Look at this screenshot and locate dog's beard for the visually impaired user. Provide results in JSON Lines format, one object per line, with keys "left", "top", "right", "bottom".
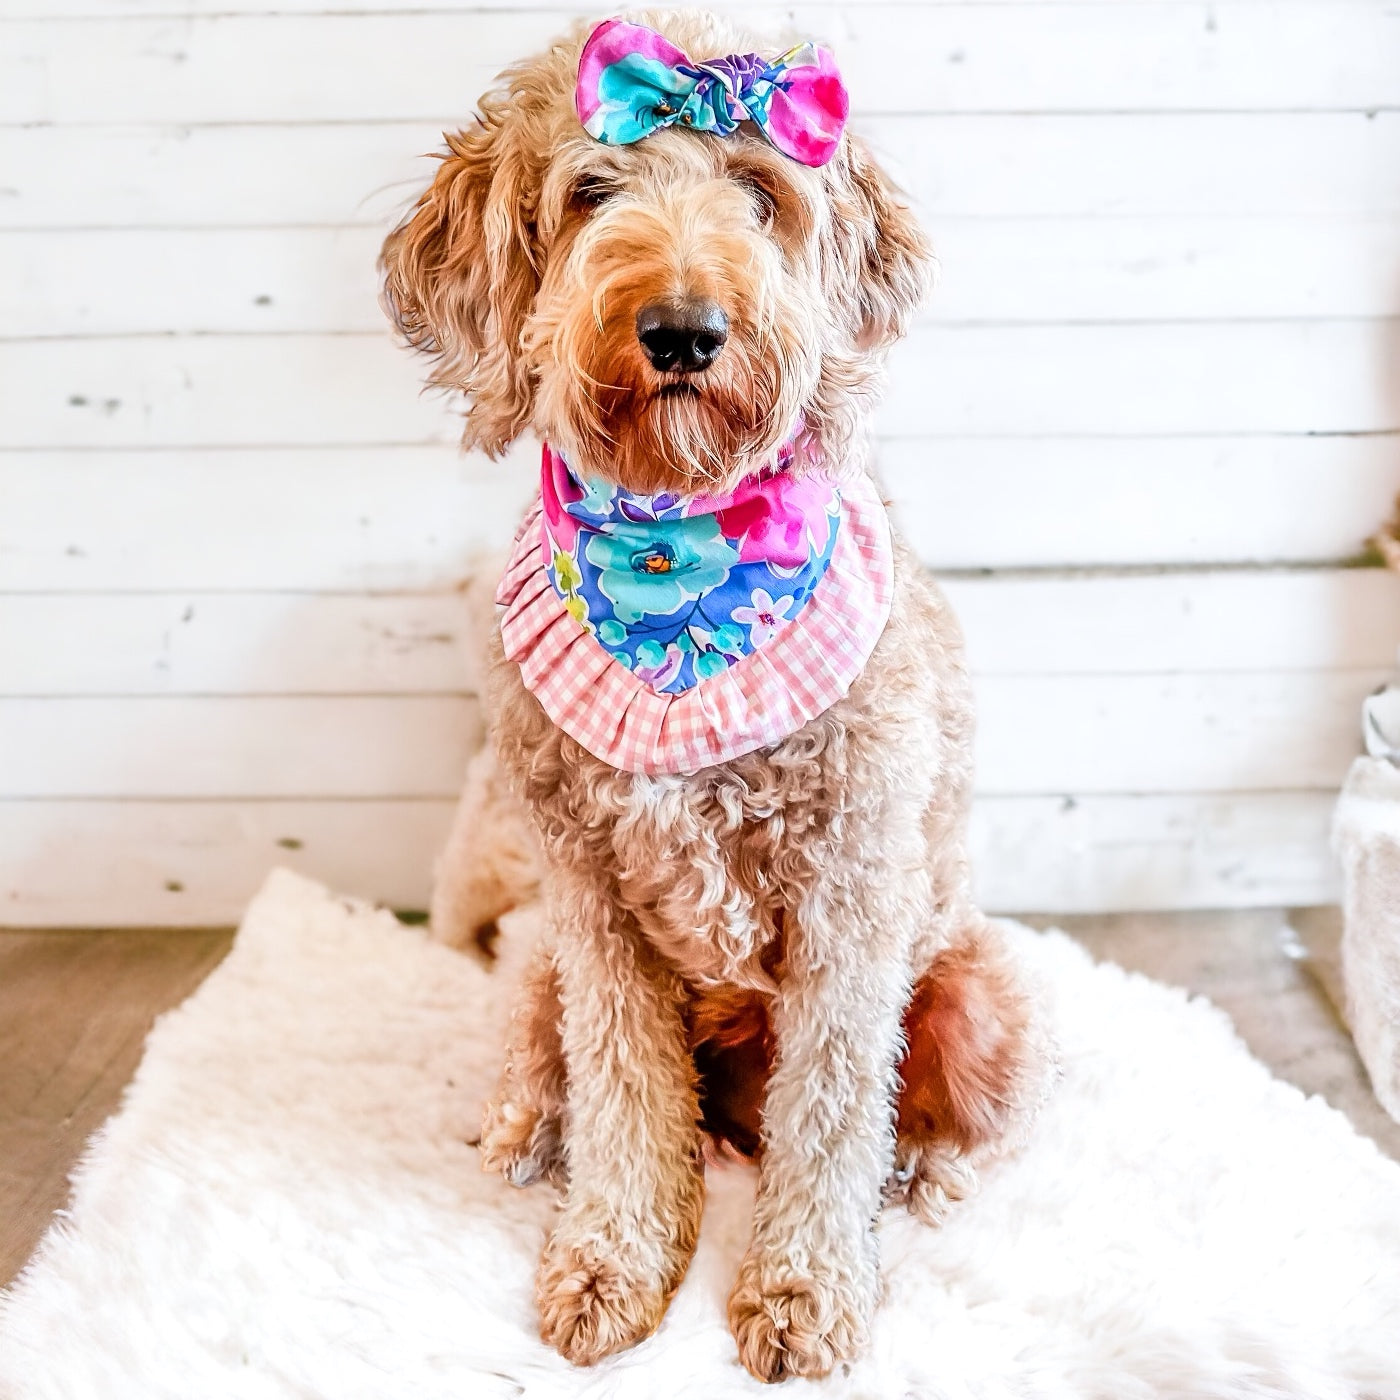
{"left": 611, "top": 357, "right": 791, "bottom": 494}
{"left": 537, "top": 310, "right": 809, "bottom": 496}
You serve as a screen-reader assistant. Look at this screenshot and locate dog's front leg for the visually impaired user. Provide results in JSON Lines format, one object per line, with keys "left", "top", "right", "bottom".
{"left": 536, "top": 864, "right": 705, "bottom": 1366}
{"left": 728, "top": 868, "right": 920, "bottom": 1382}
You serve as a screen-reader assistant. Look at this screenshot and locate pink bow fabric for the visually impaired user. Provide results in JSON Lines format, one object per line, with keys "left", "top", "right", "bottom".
{"left": 575, "top": 18, "right": 848, "bottom": 168}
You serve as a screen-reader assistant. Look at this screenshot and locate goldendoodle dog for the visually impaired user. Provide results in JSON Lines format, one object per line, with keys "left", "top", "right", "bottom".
{"left": 382, "top": 9, "right": 1052, "bottom": 1382}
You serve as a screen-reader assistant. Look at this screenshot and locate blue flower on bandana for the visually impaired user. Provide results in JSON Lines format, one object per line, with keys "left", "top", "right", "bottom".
{"left": 584, "top": 515, "right": 739, "bottom": 624}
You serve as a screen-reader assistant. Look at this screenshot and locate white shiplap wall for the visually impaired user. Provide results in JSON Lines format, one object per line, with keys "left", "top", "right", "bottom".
{"left": 3, "top": 0, "right": 1399, "bottom": 925}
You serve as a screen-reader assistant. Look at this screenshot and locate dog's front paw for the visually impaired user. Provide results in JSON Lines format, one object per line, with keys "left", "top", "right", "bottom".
{"left": 537, "top": 1231, "right": 671, "bottom": 1366}
{"left": 728, "top": 1255, "right": 872, "bottom": 1383}
{"left": 479, "top": 1097, "right": 564, "bottom": 1189}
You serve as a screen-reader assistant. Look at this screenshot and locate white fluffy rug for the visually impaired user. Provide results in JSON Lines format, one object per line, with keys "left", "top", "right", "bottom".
{"left": 3, "top": 870, "right": 1398, "bottom": 1400}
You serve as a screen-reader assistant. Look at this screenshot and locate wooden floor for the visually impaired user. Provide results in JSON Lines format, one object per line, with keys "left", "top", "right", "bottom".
{"left": 0, "top": 928, "right": 233, "bottom": 1289}
{"left": 1, "top": 908, "right": 1395, "bottom": 1291}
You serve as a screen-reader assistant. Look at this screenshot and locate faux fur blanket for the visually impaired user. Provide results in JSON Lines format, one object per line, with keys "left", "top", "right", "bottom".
{"left": 2, "top": 869, "right": 1397, "bottom": 1399}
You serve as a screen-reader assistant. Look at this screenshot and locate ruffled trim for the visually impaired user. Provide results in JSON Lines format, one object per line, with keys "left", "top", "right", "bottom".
{"left": 496, "top": 471, "right": 893, "bottom": 775}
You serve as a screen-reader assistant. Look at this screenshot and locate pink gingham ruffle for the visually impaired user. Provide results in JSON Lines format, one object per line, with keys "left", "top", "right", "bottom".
{"left": 495, "top": 470, "right": 894, "bottom": 776}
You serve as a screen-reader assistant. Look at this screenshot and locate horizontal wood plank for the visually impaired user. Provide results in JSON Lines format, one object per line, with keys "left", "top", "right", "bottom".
{"left": 884, "top": 320, "right": 1399, "bottom": 437}
{"left": 967, "top": 791, "right": 1341, "bottom": 912}
{"left": 973, "top": 669, "right": 1383, "bottom": 794}
{"left": 0, "top": 800, "right": 458, "bottom": 925}
{"left": 3, "top": 321, "right": 1394, "bottom": 450}
{"left": 882, "top": 435, "right": 1400, "bottom": 569}
{"left": 0, "top": 334, "right": 452, "bottom": 449}
{"left": 0, "top": 697, "right": 483, "bottom": 799}
{"left": 0, "top": 446, "right": 536, "bottom": 592}
{"left": 941, "top": 569, "right": 1400, "bottom": 676}
{"left": 4, "top": 113, "right": 1396, "bottom": 230}
{"left": 3, "top": 438, "right": 1394, "bottom": 592}
{"left": 0, "top": 669, "right": 1381, "bottom": 799}
{"left": 3, "top": 571, "right": 1396, "bottom": 696}
{"left": 0, "top": 593, "right": 482, "bottom": 696}
{"left": 7, "top": 5, "right": 1396, "bottom": 126}
{"left": 0, "top": 791, "right": 1343, "bottom": 924}
{"left": 928, "top": 215, "right": 1400, "bottom": 321}
{"left": 12, "top": 216, "right": 1400, "bottom": 339}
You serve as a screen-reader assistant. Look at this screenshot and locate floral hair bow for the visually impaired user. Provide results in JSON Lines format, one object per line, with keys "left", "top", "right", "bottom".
{"left": 575, "top": 18, "right": 849, "bottom": 168}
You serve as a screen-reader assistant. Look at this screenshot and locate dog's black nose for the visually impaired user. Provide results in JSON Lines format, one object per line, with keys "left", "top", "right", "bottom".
{"left": 636, "top": 298, "right": 729, "bottom": 373}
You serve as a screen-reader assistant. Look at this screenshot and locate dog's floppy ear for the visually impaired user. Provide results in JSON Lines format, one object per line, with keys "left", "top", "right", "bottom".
{"left": 824, "top": 133, "right": 934, "bottom": 350}
{"left": 381, "top": 97, "right": 541, "bottom": 456}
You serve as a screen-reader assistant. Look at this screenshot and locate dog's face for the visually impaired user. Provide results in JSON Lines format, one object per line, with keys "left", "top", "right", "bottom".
{"left": 382, "top": 11, "right": 931, "bottom": 495}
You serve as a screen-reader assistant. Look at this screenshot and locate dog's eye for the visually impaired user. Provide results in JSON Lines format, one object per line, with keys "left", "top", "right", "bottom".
{"left": 569, "top": 177, "right": 616, "bottom": 214}
{"left": 734, "top": 171, "right": 779, "bottom": 226}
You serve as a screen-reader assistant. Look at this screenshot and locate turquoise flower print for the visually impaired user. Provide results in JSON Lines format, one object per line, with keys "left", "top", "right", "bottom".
{"left": 713, "top": 623, "right": 745, "bottom": 654}
{"left": 585, "top": 515, "right": 739, "bottom": 624}
{"left": 577, "top": 476, "right": 619, "bottom": 516}
{"left": 686, "top": 625, "right": 744, "bottom": 683}
{"left": 694, "top": 650, "right": 729, "bottom": 680}
{"left": 732, "top": 588, "right": 795, "bottom": 647}
{"left": 635, "top": 641, "right": 685, "bottom": 691}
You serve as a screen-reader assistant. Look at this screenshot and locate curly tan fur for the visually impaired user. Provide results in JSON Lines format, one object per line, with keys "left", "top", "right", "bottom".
{"left": 687, "top": 915, "right": 1054, "bottom": 1211}
{"left": 384, "top": 9, "right": 1052, "bottom": 1382}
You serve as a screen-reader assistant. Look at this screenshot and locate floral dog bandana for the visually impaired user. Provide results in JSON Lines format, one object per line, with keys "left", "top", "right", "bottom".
{"left": 496, "top": 442, "right": 894, "bottom": 776}
{"left": 575, "top": 18, "right": 849, "bottom": 168}
{"left": 539, "top": 441, "right": 840, "bottom": 696}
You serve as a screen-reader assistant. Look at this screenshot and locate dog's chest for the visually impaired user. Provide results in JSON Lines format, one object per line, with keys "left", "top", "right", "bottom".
{"left": 603, "top": 767, "right": 818, "bottom": 990}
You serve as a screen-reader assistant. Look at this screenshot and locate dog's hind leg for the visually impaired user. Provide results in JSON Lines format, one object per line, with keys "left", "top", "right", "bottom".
{"left": 888, "top": 915, "right": 1056, "bottom": 1225}
{"left": 430, "top": 745, "right": 541, "bottom": 958}
{"left": 480, "top": 933, "right": 568, "bottom": 1188}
